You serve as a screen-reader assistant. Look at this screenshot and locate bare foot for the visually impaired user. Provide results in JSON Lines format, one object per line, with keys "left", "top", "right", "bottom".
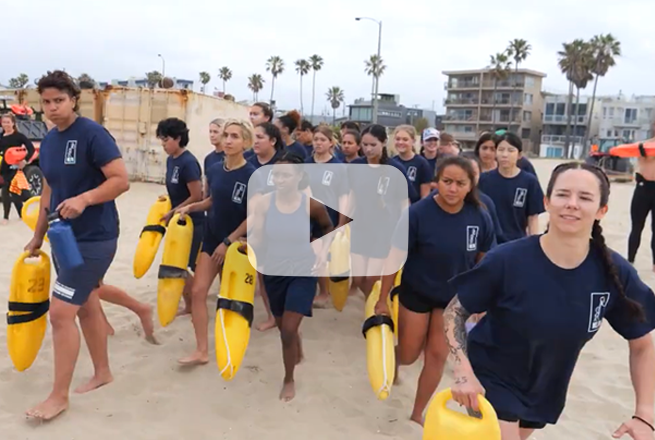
{"left": 25, "top": 395, "right": 69, "bottom": 421}
{"left": 137, "top": 304, "right": 157, "bottom": 344}
{"left": 74, "top": 373, "right": 113, "bottom": 394}
{"left": 176, "top": 306, "right": 191, "bottom": 317}
{"left": 106, "top": 322, "right": 115, "bottom": 336}
{"left": 256, "top": 317, "right": 276, "bottom": 332}
{"left": 410, "top": 413, "right": 425, "bottom": 427}
{"left": 312, "top": 293, "right": 330, "bottom": 309}
{"left": 280, "top": 380, "right": 295, "bottom": 402}
{"left": 178, "top": 351, "right": 209, "bottom": 366}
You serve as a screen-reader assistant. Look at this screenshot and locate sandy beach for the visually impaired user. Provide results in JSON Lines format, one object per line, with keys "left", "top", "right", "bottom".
{"left": 1, "top": 158, "right": 652, "bottom": 440}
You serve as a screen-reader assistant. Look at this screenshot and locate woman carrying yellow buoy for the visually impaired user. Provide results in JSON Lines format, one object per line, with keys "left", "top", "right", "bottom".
{"left": 157, "top": 118, "right": 205, "bottom": 315}
{"left": 23, "top": 71, "right": 131, "bottom": 421}
{"left": 174, "top": 120, "right": 261, "bottom": 366}
{"left": 248, "top": 152, "right": 334, "bottom": 401}
{"left": 445, "top": 163, "right": 655, "bottom": 439}
{"left": 375, "top": 156, "right": 496, "bottom": 426}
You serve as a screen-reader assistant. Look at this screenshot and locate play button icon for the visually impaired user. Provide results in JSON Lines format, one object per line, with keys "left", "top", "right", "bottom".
{"left": 247, "top": 162, "right": 408, "bottom": 277}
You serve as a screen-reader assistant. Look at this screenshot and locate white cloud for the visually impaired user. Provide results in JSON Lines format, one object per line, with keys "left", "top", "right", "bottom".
{"left": 4, "top": 0, "right": 654, "bottom": 114}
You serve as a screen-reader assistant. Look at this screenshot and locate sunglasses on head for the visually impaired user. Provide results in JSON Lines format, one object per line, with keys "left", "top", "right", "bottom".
{"left": 494, "top": 129, "right": 507, "bottom": 136}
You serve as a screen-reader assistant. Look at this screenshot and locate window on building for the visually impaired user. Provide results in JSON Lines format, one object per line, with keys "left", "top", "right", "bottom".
{"left": 523, "top": 111, "right": 532, "bottom": 122}
{"left": 350, "top": 107, "right": 372, "bottom": 121}
{"left": 606, "top": 130, "right": 612, "bottom": 137}
{"left": 555, "top": 103, "right": 565, "bottom": 115}
{"left": 625, "top": 108, "right": 638, "bottom": 124}
{"left": 603, "top": 107, "right": 607, "bottom": 119}
{"left": 609, "top": 108, "right": 614, "bottom": 117}
{"left": 525, "top": 76, "right": 535, "bottom": 88}
{"left": 521, "top": 128, "right": 531, "bottom": 139}
{"left": 545, "top": 103, "right": 554, "bottom": 115}
{"left": 524, "top": 93, "right": 533, "bottom": 106}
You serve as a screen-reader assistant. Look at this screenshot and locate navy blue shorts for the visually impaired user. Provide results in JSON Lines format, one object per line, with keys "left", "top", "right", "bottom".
{"left": 201, "top": 225, "right": 222, "bottom": 256}
{"left": 399, "top": 283, "right": 450, "bottom": 314}
{"left": 263, "top": 275, "right": 318, "bottom": 318}
{"left": 188, "top": 218, "right": 205, "bottom": 271}
{"left": 52, "top": 239, "right": 117, "bottom": 306}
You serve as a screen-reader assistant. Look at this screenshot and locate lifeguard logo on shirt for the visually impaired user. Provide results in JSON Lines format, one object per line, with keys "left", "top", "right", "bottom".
{"left": 588, "top": 292, "right": 611, "bottom": 333}
{"left": 466, "top": 226, "right": 479, "bottom": 251}
{"left": 322, "top": 170, "right": 333, "bottom": 186}
{"left": 232, "top": 182, "right": 247, "bottom": 204}
{"left": 266, "top": 169, "right": 274, "bottom": 186}
{"left": 171, "top": 166, "right": 180, "bottom": 184}
{"left": 377, "top": 176, "right": 390, "bottom": 195}
{"left": 64, "top": 140, "right": 77, "bottom": 165}
{"left": 407, "top": 166, "right": 417, "bottom": 182}
{"left": 513, "top": 188, "right": 527, "bottom": 207}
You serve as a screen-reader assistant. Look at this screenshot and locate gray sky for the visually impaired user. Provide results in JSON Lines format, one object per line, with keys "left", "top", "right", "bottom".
{"left": 4, "top": 0, "right": 654, "bottom": 115}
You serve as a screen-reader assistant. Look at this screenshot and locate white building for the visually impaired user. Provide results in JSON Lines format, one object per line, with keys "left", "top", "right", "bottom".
{"left": 597, "top": 94, "right": 655, "bottom": 142}
{"left": 539, "top": 92, "right": 602, "bottom": 158}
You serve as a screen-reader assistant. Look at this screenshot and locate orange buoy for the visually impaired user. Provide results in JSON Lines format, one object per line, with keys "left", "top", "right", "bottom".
{"left": 609, "top": 142, "right": 655, "bottom": 158}
{"left": 4, "top": 146, "right": 28, "bottom": 165}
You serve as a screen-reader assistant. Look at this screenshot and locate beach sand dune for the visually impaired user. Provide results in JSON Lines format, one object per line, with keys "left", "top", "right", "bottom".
{"left": 1, "top": 158, "right": 652, "bottom": 439}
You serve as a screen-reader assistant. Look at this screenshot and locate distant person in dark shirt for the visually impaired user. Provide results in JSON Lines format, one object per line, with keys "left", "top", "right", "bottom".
{"left": 0, "top": 112, "right": 35, "bottom": 223}
{"left": 275, "top": 110, "right": 308, "bottom": 159}
{"left": 294, "top": 119, "right": 314, "bottom": 157}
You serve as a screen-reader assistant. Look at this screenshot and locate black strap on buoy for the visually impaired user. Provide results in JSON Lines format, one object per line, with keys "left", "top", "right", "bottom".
{"left": 216, "top": 297, "right": 254, "bottom": 328}
{"left": 329, "top": 272, "right": 350, "bottom": 283}
{"left": 6, "top": 299, "right": 50, "bottom": 325}
{"left": 139, "top": 224, "right": 166, "bottom": 238}
{"left": 362, "top": 314, "right": 395, "bottom": 339}
{"left": 638, "top": 143, "right": 647, "bottom": 158}
{"left": 390, "top": 285, "right": 401, "bottom": 300}
{"left": 157, "top": 265, "right": 188, "bottom": 279}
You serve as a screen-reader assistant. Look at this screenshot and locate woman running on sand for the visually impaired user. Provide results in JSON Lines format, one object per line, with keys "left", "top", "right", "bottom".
{"left": 248, "top": 122, "right": 286, "bottom": 331}
{"left": 346, "top": 124, "right": 414, "bottom": 298}
{"left": 477, "top": 131, "right": 544, "bottom": 243}
{"left": 23, "top": 70, "right": 132, "bottom": 421}
{"left": 0, "top": 112, "right": 35, "bottom": 223}
{"left": 392, "top": 125, "right": 433, "bottom": 202}
{"left": 376, "top": 155, "right": 496, "bottom": 426}
{"left": 248, "top": 152, "right": 334, "bottom": 401}
{"left": 175, "top": 120, "right": 261, "bottom": 366}
{"left": 157, "top": 118, "right": 204, "bottom": 315}
{"left": 445, "top": 162, "right": 655, "bottom": 440}
{"left": 304, "top": 125, "right": 349, "bottom": 307}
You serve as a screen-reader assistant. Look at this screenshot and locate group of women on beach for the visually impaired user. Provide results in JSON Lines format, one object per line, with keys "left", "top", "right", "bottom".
{"left": 10, "top": 69, "right": 655, "bottom": 440}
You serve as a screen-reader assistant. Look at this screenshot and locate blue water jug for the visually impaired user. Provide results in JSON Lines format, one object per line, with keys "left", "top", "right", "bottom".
{"left": 47, "top": 211, "right": 84, "bottom": 270}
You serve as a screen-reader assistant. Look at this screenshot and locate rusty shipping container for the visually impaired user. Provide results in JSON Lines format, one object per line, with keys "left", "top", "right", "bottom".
{"left": 2, "top": 87, "right": 250, "bottom": 183}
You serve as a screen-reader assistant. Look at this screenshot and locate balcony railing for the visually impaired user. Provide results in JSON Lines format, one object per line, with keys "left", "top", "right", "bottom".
{"left": 479, "top": 98, "right": 522, "bottom": 106}
{"left": 445, "top": 98, "right": 479, "bottom": 105}
{"left": 446, "top": 81, "right": 481, "bottom": 89}
{"left": 543, "top": 114, "right": 588, "bottom": 124}
{"left": 481, "top": 80, "right": 525, "bottom": 89}
{"left": 444, "top": 113, "right": 478, "bottom": 121}
{"left": 541, "top": 135, "right": 584, "bottom": 145}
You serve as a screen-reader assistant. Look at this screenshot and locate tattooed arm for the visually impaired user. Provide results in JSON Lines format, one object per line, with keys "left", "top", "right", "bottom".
{"left": 444, "top": 295, "right": 486, "bottom": 411}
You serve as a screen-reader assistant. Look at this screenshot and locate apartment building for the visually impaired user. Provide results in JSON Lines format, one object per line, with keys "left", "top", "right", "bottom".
{"left": 442, "top": 68, "right": 546, "bottom": 153}
{"left": 597, "top": 94, "right": 655, "bottom": 142}
{"left": 539, "top": 93, "right": 602, "bottom": 158}
{"left": 348, "top": 93, "right": 437, "bottom": 128}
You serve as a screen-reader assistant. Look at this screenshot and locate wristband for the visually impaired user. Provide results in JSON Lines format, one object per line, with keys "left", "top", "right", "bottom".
{"left": 223, "top": 237, "right": 232, "bottom": 247}
{"left": 632, "top": 415, "right": 655, "bottom": 431}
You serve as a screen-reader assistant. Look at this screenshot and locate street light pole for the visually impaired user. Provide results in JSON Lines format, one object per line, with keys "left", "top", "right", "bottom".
{"left": 356, "top": 17, "right": 382, "bottom": 124}
{"left": 158, "top": 53, "right": 166, "bottom": 78}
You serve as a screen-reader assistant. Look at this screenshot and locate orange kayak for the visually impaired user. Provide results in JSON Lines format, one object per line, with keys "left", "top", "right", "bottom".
{"left": 610, "top": 142, "right": 655, "bottom": 158}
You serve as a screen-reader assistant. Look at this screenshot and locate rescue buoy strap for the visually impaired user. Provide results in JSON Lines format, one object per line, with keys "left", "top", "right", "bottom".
{"left": 362, "top": 314, "right": 395, "bottom": 338}
{"left": 638, "top": 143, "right": 647, "bottom": 158}
{"left": 6, "top": 299, "right": 50, "bottom": 325}
{"left": 216, "top": 298, "right": 254, "bottom": 328}
{"left": 390, "top": 285, "right": 401, "bottom": 299}
{"left": 157, "top": 265, "right": 188, "bottom": 279}
{"left": 140, "top": 224, "right": 166, "bottom": 237}
{"left": 329, "top": 274, "right": 349, "bottom": 283}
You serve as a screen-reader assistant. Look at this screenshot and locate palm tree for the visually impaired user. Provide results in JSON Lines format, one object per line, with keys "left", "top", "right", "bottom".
{"left": 145, "top": 71, "right": 163, "bottom": 89}
{"left": 199, "top": 71, "right": 211, "bottom": 93}
{"left": 8, "top": 73, "right": 29, "bottom": 89}
{"left": 248, "top": 74, "right": 265, "bottom": 101}
{"left": 506, "top": 39, "right": 531, "bottom": 131}
{"left": 558, "top": 39, "right": 593, "bottom": 156}
{"left": 364, "top": 55, "right": 386, "bottom": 103}
{"left": 77, "top": 73, "right": 97, "bottom": 89}
{"left": 309, "top": 55, "right": 324, "bottom": 123}
{"left": 326, "top": 86, "right": 345, "bottom": 125}
{"left": 266, "top": 56, "right": 285, "bottom": 106}
{"left": 218, "top": 67, "right": 232, "bottom": 94}
{"left": 488, "top": 52, "right": 511, "bottom": 130}
{"left": 582, "top": 34, "right": 621, "bottom": 152}
{"left": 295, "top": 59, "right": 311, "bottom": 114}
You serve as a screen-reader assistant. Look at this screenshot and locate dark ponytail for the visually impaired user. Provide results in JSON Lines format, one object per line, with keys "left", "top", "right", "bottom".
{"left": 591, "top": 220, "right": 646, "bottom": 322}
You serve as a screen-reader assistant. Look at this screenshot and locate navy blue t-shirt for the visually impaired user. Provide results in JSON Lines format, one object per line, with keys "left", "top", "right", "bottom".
{"left": 244, "top": 149, "right": 255, "bottom": 160}
{"left": 518, "top": 156, "right": 537, "bottom": 176}
{"left": 479, "top": 191, "right": 505, "bottom": 244}
{"left": 394, "top": 154, "right": 433, "bottom": 203}
{"left": 420, "top": 153, "right": 438, "bottom": 177}
{"left": 247, "top": 150, "right": 283, "bottom": 194}
{"left": 350, "top": 157, "right": 416, "bottom": 207}
{"left": 305, "top": 155, "right": 348, "bottom": 226}
{"left": 393, "top": 196, "right": 495, "bottom": 303}
{"left": 303, "top": 144, "right": 313, "bottom": 157}
{"left": 478, "top": 169, "right": 544, "bottom": 243}
{"left": 204, "top": 150, "right": 225, "bottom": 174}
{"left": 165, "top": 149, "right": 203, "bottom": 222}
{"left": 448, "top": 235, "right": 655, "bottom": 425}
{"left": 206, "top": 161, "right": 261, "bottom": 241}
{"left": 286, "top": 141, "right": 307, "bottom": 160}
{"left": 39, "top": 117, "right": 122, "bottom": 242}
